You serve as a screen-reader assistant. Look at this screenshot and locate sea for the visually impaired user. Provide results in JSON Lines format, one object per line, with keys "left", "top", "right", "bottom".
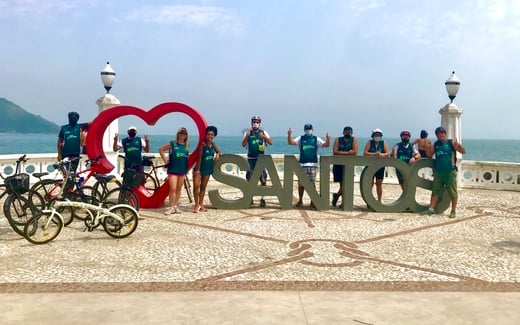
{"left": 0, "top": 133, "right": 518, "bottom": 163}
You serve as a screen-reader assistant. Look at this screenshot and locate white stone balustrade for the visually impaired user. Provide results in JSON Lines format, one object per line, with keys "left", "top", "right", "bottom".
{"left": 0, "top": 154, "right": 518, "bottom": 192}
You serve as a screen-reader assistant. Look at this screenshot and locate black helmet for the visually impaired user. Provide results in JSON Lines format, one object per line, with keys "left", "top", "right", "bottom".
{"left": 251, "top": 115, "right": 261, "bottom": 123}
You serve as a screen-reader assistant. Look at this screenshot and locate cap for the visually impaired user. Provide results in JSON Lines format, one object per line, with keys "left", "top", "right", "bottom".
{"left": 435, "top": 126, "right": 446, "bottom": 134}
{"left": 304, "top": 123, "right": 313, "bottom": 130}
{"left": 127, "top": 126, "right": 137, "bottom": 132}
{"left": 343, "top": 126, "right": 353, "bottom": 132}
{"left": 400, "top": 130, "right": 411, "bottom": 137}
{"left": 371, "top": 128, "right": 383, "bottom": 137}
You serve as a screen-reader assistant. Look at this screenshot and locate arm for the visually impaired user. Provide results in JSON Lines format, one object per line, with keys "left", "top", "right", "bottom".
{"left": 380, "top": 141, "right": 390, "bottom": 157}
{"left": 158, "top": 143, "right": 171, "bottom": 164}
{"left": 113, "top": 133, "right": 121, "bottom": 152}
{"left": 322, "top": 132, "right": 331, "bottom": 148}
{"left": 424, "top": 141, "right": 435, "bottom": 158}
{"left": 143, "top": 135, "right": 150, "bottom": 153}
{"left": 452, "top": 139, "right": 466, "bottom": 154}
{"left": 213, "top": 143, "right": 221, "bottom": 161}
{"left": 351, "top": 138, "right": 359, "bottom": 155}
{"left": 287, "top": 128, "right": 296, "bottom": 145}
{"left": 363, "top": 141, "right": 372, "bottom": 156}
{"left": 390, "top": 144, "right": 398, "bottom": 158}
{"left": 193, "top": 143, "right": 204, "bottom": 174}
{"left": 332, "top": 138, "right": 340, "bottom": 155}
{"left": 57, "top": 137, "right": 63, "bottom": 161}
{"left": 260, "top": 130, "right": 273, "bottom": 146}
{"left": 241, "top": 130, "right": 249, "bottom": 147}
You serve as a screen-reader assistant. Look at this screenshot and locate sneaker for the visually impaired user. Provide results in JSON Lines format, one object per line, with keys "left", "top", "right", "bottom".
{"left": 448, "top": 210, "right": 456, "bottom": 218}
{"left": 295, "top": 201, "right": 303, "bottom": 208}
{"left": 420, "top": 208, "right": 435, "bottom": 215}
{"left": 199, "top": 205, "right": 208, "bottom": 212}
{"left": 164, "top": 207, "right": 174, "bottom": 215}
{"left": 332, "top": 193, "right": 339, "bottom": 207}
{"left": 259, "top": 199, "right": 266, "bottom": 207}
{"left": 193, "top": 205, "right": 200, "bottom": 213}
{"left": 174, "top": 206, "right": 182, "bottom": 214}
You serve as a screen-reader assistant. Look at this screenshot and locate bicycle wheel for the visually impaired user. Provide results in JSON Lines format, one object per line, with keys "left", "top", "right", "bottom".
{"left": 142, "top": 172, "right": 159, "bottom": 192}
{"left": 102, "top": 205, "right": 138, "bottom": 238}
{"left": 3, "top": 194, "right": 37, "bottom": 236}
{"left": 46, "top": 199, "right": 74, "bottom": 226}
{"left": 29, "top": 179, "right": 62, "bottom": 207}
{"left": 104, "top": 188, "right": 140, "bottom": 211}
{"left": 65, "top": 186, "right": 100, "bottom": 221}
{"left": 93, "top": 178, "right": 122, "bottom": 201}
{"left": 24, "top": 211, "right": 63, "bottom": 244}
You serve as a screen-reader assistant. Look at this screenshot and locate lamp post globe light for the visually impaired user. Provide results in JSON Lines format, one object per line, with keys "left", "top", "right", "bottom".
{"left": 445, "top": 71, "right": 460, "bottom": 103}
{"left": 439, "top": 70, "right": 463, "bottom": 163}
{"left": 101, "top": 61, "right": 116, "bottom": 94}
{"left": 96, "top": 61, "right": 120, "bottom": 163}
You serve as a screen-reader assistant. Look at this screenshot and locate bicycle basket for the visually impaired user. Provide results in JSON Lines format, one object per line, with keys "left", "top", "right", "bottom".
{"left": 5, "top": 173, "right": 30, "bottom": 194}
{"left": 142, "top": 157, "right": 154, "bottom": 167}
{"left": 122, "top": 169, "right": 144, "bottom": 188}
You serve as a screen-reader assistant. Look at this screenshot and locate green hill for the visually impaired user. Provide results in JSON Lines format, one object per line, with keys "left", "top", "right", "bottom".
{"left": 0, "top": 97, "right": 59, "bottom": 133}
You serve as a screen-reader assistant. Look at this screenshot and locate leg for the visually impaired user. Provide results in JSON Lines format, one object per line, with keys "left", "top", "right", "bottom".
{"left": 199, "top": 175, "right": 210, "bottom": 211}
{"left": 174, "top": 175, "right": 185, "bottom": 207}
{"left": 375, "top": 179, "right": 383, "bottom": 202}
{"left": 192, "top": 172, "right": 201, "bottom": 207}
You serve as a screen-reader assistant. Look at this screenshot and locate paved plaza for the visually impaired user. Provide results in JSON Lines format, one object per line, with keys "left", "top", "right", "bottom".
{"left": 1, "top": 183, "right": 519, "bottom": 324}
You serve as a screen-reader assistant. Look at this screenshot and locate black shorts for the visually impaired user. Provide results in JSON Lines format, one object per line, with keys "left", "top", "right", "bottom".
{"left": 333, "top": 165, "right": 343, "bottom": 182}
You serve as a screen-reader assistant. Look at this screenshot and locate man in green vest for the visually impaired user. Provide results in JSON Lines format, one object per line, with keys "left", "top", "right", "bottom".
{"left": 288, "top": 123, "right": 330, "bottom": 209}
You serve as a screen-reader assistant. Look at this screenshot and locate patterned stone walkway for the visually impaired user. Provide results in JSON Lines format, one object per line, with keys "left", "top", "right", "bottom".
{"left": 1, "top": 184, "right": 519, "bottom": 292}
{"left": 1, "top": 184, "right": 519, "bottom": 323}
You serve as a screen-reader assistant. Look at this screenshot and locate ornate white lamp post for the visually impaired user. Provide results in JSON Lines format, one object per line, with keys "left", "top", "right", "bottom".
{"left": 101, "top": 61, "right": 116, "bottom": 93}
{"left": 439, "top": 71, "right": 463, "bottom": 159}
{"left": 96, "top": 62, "right": 120, "bottom": 171}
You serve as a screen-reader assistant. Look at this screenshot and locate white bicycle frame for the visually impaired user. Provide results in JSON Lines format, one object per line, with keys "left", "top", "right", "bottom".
{"left": 41, "top": 200, "right": 138, "bottom": 226}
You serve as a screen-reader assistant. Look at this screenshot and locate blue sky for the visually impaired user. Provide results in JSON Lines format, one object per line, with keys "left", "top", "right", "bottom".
{"left": 1, "top": 0, "right": 519, "bottom": 139}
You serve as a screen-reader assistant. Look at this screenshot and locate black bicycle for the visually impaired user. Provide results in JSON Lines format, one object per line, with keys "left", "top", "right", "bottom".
{"left": 1, "top": 155, "right": 41, "bottom": 236}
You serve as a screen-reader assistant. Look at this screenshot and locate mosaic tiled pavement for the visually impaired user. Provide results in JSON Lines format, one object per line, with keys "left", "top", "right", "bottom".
{"left": 1, "top": 183, "right": 519, "bottom": 294}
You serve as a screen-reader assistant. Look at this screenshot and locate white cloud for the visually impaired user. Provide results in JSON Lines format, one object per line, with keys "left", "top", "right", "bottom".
{"left": 124, "top": 5, "right": 245, "bottom": 37}
{"left": 0, "top": 0, "right": 96, "bottom": 17}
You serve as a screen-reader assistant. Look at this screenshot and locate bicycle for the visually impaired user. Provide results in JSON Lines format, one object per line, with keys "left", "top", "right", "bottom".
{"left": 27, "top": 157, "right": 134, "bottom": 223}
{"left": 23, "top": 200, "right": 138, "bottom": 245}
{"left": 1, "top": 155, "right": 40, "bottom": 236}
{"left": 141, "top": 155, "right": 193, "bottom": 203}
{"left": 29, "top": 156, "right": 121, "bottom": 208}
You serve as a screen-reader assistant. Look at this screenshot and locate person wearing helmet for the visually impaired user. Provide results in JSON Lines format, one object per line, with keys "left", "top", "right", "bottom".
{"left": 422, "top": 126, "right": 466, "bottom": 218}
{"left": 413, "top": 129, "right": 432, "bottom": 158}
{"left": 241, "top": 115, "right": 273, "bottom": 207}
{"left": 57, "top": 111, "right": 90, "bottom": 172}
{"left": 113, "top": 125, "right": 150, "bottom": 175}
{"left": 391, "top": 130, "right": 420, "bottom": 190}
{"left": 363, "top": 128, "right": 389, "bottom": 203}
{"left": 332, "top": 126, "right": 358, "bottom": 207}
{"left": 288, "top": 123, "right": 331, "bottom": 209}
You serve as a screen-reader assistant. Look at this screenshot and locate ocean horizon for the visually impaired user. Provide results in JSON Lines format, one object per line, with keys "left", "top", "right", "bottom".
{"left": 0, "top": 133, "right": 518, "bottom": 163}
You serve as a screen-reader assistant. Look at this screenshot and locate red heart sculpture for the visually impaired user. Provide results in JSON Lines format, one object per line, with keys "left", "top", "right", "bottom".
{"left": 86, "top": 102, "right": 207, "bottom": 208}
